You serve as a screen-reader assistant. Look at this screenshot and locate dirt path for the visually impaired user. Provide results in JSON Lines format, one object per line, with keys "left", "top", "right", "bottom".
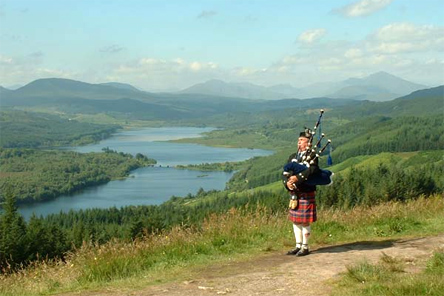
{"left": 66, "top": 235, "right": 444, "bottom": 296}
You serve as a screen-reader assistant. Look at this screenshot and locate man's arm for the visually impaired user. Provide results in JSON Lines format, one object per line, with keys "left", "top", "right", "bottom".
{"left": 283, "top": 161, "right": 319, "bottom": 190}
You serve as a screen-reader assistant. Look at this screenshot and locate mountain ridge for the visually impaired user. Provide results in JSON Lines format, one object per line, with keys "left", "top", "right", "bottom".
{"left": 3, "top": 71, "right": 430, "bottom": 103}
{"left": 13, "top": 78, "right": 149, "bottom": 100}
{"left": 179, "top": 71, "right": 428, "bottom": 101}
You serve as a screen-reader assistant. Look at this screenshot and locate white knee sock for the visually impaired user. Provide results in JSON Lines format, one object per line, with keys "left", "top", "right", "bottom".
{"left": 293, "top": 224, "right": 303, "bottom": 248}
{"left": 302, "top": 225, "right": 311, "bottom": 249}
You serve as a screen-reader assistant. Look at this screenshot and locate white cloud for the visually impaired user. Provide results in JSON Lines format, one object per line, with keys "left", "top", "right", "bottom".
{"left": 132, "top": 58, "right": 218, "bottom": 73}
{"left": 3, "top": 18, "right": 443, "bottom": 91}
{"left": 263, "top": 21, "right": 444, "bottom": 86}
{"left": 231, "top": 67, "right": 257, "bottom": 76}
{"left": 374, "top": 23, "right": 442, "bottom": 42}
{"left": 0, "top": 53, "right": 80, "bottom": 86}
{"left": 109, "top": 58, "right": 223, "bottom": 90}
{"left": 344, "top": 48, "right": 363, "bottom": 59}
{"left": 334, "top": 0, "right": 393, "bottom": 17}
{"left": 189, "top": 61, "right": 217, "bottom": 71}
{"left": 372, "top": 42, "right": 420, "bottom": 54}
{"left": 0, "top": 54, "right": 13, "bottom": 65}
{"left": 34, "top": 68, "right": 75, "bottom": 78}
{"left": 281, "top": 55, "right": 309, "bottom": 65}
{"left": 369, "top": 23, "right": 444, "bottom": 54}
{"left": 297, "top": 29, "right": 326, "bottom": 44}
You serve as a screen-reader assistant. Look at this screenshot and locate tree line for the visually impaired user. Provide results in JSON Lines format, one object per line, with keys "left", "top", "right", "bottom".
{"left": 316, "top": 161, "right": 442, "bottom": 208}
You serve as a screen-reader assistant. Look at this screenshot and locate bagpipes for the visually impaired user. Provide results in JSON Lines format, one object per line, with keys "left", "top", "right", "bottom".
{"left": 283, "top": 109, "right": 334, "bottom": 191}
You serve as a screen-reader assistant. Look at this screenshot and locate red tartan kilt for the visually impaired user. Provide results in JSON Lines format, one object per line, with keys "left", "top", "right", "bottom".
{"left": 288, "top": 197, "right": 317, "bottom": 224}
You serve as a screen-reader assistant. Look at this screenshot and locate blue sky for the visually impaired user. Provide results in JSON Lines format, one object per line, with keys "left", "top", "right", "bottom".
{"left": 1, "top": 0, "right": 443, "bottom": 91}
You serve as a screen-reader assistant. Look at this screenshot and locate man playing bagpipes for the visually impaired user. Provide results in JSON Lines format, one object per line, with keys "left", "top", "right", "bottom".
{"left": 283, "top": 110, "right": 333, "bottom": 256}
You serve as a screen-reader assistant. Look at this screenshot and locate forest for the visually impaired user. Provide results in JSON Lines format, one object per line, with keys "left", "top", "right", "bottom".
{"left": 0, "top": 86, "right": 443, "bottom": 271}
{"left": 0, "top": 110, "right": 120, "bottom": 148}
{"left": 0, "top": 148, "right": 156, "bottom": 203}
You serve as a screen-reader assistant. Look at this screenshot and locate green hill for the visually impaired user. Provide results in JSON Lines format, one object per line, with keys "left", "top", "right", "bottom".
{"left": 0, "top": 110, "right": 120, "bottom": 148}
{"left": 327, "top": 85, "right": 444, "bottom": 119}
{"left": 329, "top": 114, "right": 443, "bottom": 162}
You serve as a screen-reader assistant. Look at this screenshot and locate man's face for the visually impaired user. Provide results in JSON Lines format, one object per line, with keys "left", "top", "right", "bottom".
{"left": 298, "top": 137, "right": 309, "bottom": 152}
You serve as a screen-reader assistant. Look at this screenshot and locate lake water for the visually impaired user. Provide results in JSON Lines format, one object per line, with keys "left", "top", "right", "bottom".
{"left": 18, "top": 127, "right": 273, "bottom": 219}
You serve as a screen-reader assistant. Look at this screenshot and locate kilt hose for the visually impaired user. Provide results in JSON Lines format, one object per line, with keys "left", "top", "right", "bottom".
{"left": 288, "top": 194, "right": 317, "bottom": 224}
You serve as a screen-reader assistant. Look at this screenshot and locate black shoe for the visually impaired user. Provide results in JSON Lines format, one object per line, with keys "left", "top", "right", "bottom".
{"left": 296, "top": 248, "right": 310, "bottom": 256}
{"left": 286, "top": 248, "right": 301, "bottom": 255}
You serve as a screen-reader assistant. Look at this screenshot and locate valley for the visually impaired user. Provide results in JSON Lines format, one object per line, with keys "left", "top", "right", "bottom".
{"left": 0, "top": 78, "right": 443, "bottom": 296}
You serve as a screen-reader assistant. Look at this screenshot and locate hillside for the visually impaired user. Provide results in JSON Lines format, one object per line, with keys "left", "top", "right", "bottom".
{"left": 326, "top": 85, "right": 444, "bottom": 119}
{"left": 0, "top": 110, "right": 120, "bottom": 148}
{"left": 327, "top": 71, "right": 428, "bottom": 101}
{"left": 0, "top": 86, "right": 13, "bottom": 95}
{"left": 328, "top": 84, "right": 398, "bottom": 101}
{"left": 174, "top": 86, "right": 443, "bottom": 132}
{"left": 1, "top": 195, "right": 442, "bottom": 296}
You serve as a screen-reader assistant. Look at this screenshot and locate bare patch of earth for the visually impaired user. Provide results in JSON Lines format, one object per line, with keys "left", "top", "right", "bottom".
{"left": 61, "top": 235, "right": 444, "bottom": 296}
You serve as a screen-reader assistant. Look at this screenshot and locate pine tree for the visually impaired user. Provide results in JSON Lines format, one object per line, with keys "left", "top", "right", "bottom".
{"left": 0, "top": 188, "right": 28, "bottom": 271}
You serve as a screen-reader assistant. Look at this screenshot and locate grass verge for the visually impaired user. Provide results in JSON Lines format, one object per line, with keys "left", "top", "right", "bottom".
{"left": 331, "top": 250, "right": 444, "bottom": 296}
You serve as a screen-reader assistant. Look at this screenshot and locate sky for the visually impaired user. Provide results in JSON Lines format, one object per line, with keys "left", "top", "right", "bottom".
{"left": 0, "top": 0, "right": 443, "bottom": 91}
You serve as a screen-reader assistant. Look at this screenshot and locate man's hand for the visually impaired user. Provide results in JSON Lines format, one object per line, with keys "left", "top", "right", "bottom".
{"left": 286, "top": 175, "right": 299, "bottom": 190}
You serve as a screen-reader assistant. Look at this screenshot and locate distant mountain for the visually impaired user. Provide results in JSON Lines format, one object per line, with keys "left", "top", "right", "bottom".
{"left": 266, "top": 84, "right": 306, "bottom": 98}
{"left": 0, "top": 77, "right": 356, "bottom": 121}
{"left": 3, "top": 72, "right": 428, "bottom": 106}
{"left": 179, "top": 79, "right": 294, "bottom": 100}
{"left": 99, "top": 82, "right": 141, "bottom": 92}
{"left": 10, "top": 78, "right": 150, "bottom": 101}
{"left": 180, "top": 72, "right": 428, "bottom": 101}
{"left": 0, "top": 86, "right": 13, "bottom": 96}
{"left": 354, "top": 71, "right": 426, "bottom": 93}
{"left": 1, "top": 76, "right": 439, "bottom": 122}
{"left": 326, "top": 71, "right": 427, "bottom": 101}
{"left": 294, "top": 81, "right": 344, "bottom": 98}
{"left": 327, "top": 84, "right": 399, "bottom": 101}
{"left": 1, "top": 78, "right": 258, "bottom": 108}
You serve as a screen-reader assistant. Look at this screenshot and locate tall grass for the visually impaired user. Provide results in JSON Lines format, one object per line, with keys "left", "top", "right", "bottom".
{"left": 1, "top": 195, "right": 443, "bottom": 296}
